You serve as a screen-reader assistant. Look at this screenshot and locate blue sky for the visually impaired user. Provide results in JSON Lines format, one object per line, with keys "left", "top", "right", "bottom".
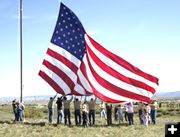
{"left": 0, "top": 0, "right": 180, "bottom": 97}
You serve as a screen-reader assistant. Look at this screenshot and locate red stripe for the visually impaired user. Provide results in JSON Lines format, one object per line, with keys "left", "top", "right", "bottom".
{"left": 86, "top": 34, "right": 159, "bottom": 85}
{"left": 71, "top": 89, "right": 83, "bottom": 96}
{"left": 76, "top": 74, "right": 93, "bottom": 95}
{"left": 42, "top": 60, "right": 75, "bottom": 90}
{"left": 86, "top": 43, "right": 155, "bottom": 94}
{"left": 85, "top": 55, "right": 151, "bottom": 103}
{"left": 47, "top": 48, "right": 78, "bottom": 73}
{"left": 79, "top": 61, "right": 121, "bottom": 103}
{"left": 38, "top": 70, "right": 65, "bottom": 95}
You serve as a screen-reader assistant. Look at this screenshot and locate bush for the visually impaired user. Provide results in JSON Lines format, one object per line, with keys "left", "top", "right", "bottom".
{"left": 169, "top": 112, "right": 176, "bottom": 116}
{"left": 156, "top": 113, "right": 162, "bottom": 117}
{"left": 25, "top": 108, "right": 43, "bottom": 118}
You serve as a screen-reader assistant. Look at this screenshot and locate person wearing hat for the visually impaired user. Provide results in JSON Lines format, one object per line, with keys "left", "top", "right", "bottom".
{"left": 48, "top": 94, "right": 57, "bottom": 124}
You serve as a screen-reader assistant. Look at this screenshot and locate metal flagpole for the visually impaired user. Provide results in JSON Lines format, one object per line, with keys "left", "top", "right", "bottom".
{"left": 20, "top": 0, "right": 23, "bottom": 102}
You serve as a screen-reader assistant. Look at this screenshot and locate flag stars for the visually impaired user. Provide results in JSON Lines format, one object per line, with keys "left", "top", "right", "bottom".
{"left": 50, "top": 4, "right": 86, "bottom": 60}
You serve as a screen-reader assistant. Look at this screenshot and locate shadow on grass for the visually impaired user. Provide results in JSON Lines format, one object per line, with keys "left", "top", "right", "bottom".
{"left": 0, "top": 120, "right": 130, "bottom": 128}
{"left": 0, "top": 120, "right": 46, "bottom": 127}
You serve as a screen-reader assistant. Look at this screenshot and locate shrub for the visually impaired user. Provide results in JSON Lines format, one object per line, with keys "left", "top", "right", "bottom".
{"left": 156, "top": 113, "right": 162, "bottom": 117}
{"left": 25, "top": 108, "right": 43, "bottom": 118}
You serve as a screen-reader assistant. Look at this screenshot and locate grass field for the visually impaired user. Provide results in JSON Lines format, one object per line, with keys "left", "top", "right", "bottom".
{"left": 0, "top": 105, "right": 180, "bottom": 137}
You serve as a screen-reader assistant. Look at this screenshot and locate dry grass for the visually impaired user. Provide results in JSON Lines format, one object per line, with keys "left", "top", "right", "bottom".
{"left": 0, "top": 108, "right": 180, "bottom": 137}
{"left": 0, "top": 104, "right": 180, "bottom": 137}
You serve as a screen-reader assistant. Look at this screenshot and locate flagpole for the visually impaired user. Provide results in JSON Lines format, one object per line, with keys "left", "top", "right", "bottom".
{"left": 20, "top": 0, "right": 23, "bottom": 102}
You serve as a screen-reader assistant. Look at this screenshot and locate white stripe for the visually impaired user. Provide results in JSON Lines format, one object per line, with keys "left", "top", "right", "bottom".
{"left": 82, "top": 55, "right": 139, "bottom": 102}
{"left": 48, "top": 43, "right": 86, "bottom": 95}
{"left": 85, "top": 34, "right": 157, "bottom": 89}
{"left": 77, "top": 67, "right": 93, "bottom": 93}
{"left": 87, "top": 52, "right": 153, "bottom": 98}
{"left": 40, "top": 65, "right": 71, "bottom": 95}
{"left": 45, "top": 53, "right": 77, "bottom": 84}
{"left": 74, "top": 83, "right": 86, "bottom": 95}
{"left": 49, "top": 42, "right": 81, "bottom": 67}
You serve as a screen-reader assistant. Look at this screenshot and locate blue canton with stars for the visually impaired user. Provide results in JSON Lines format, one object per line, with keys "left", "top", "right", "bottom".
{"left": 51, "top": 3, "right": 86, "bottom": 61}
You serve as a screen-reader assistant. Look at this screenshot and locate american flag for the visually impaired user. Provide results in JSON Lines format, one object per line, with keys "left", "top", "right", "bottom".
{"left": 39, "top": 3, "right": 159, "bottom": 103}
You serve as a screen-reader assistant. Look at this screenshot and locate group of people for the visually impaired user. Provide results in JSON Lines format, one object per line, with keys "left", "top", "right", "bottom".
{"left": 137, "top": 100, "right": 157, "bottom": 127}
{"left": 48, "top": 94, "right": 97, "bottom": 128}
{"left": 47, "top": 94, "right": 157, "bottom": 128}
{"left": 12, "top": 99, "right": 25, "bottom": 122}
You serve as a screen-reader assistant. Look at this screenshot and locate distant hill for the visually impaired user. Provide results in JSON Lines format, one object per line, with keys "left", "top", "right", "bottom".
{"left": 0, "top": 95, "right": 51, "bottom": 102}
{"left": 154, "top": 91, "right": 180, "bottom": 98}
{"left": 1, "top": 91, "right": 180, "bottom": 102}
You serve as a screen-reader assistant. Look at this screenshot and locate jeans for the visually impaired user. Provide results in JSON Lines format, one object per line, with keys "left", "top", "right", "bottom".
{"left": 107, "top": 111, "right": 112, "bottom": 126}
{"left": 89, "top": 110, "right": 95, "bottom": 125}
{"left": 17, "top": 109, "right": 23, "bottom": 121}
{"left": 151, "top": 110, "right": 156, "bottom": 124}
{"left": 128, "top": 113, "right": 134, "bottom": 125}
{"left": 64, "top": 109, "right": 71, "bottom": 125}
{"left": 75, "top": 109, "right": 81, "bottom": 125}
{"left": 57, "top": 109, "right": 64, "bottom": 124}
{"left": 49, "top": 108, "right": 54, "bottom": 123}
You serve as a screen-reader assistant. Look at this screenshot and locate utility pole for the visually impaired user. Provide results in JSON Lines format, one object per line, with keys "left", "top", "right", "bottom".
{"left": 20, "top": 0, "right": 23, "bottom": 102}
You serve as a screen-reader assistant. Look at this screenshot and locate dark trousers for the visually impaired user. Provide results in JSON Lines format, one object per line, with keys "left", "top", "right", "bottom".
{"left": 89, "top": 110, "right": 95, "bottom": 125}
{"left": 75, "top": 109, "right": 81, "bottom": 125}
{"left": 124, "top": 112, "right": 128, "bottom": 121}
{"left": 82, "top": 111, "right": 88, "bottom": 128}
{"left": 151, "top": 110, "right": 156, "bottom": 124}
{"left": 128, "top": 113, "right": 134, "bottom": 125}
{"left": 64, "top": 109, "right": 71, "bottom": 125}
{"left": 138, "top": 109, "right": 143, "bottom": 124}
{"left": 107, "top": 111, "right": 112, "bottom": 126}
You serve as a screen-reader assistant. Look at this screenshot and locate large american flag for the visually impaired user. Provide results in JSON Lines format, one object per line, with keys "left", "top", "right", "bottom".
{"left": 39, "top": 3, "right": 159, "bottom": 103}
